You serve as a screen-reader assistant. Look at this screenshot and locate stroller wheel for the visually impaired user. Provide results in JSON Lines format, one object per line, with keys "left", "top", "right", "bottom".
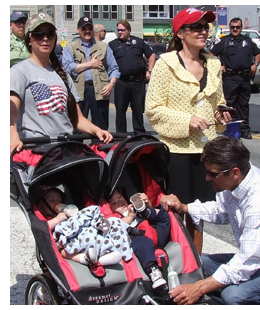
{"left": 25, "top": 274, "right": 62, "bottom": 305}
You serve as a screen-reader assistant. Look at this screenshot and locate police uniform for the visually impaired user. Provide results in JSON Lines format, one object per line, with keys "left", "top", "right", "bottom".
{"left": 211, "top": 34, "right": 260, "bottom": 137}
{"left": 109, "top": 36, "right": 154, "bottom": 135}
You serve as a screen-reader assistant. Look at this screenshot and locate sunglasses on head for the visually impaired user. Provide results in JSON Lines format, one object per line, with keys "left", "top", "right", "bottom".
{"left": 117, "top": 28, "right": 126, "bottom": 32}
{"left": 205, "top": 168, "right": 231, "bottom": 178}
{"left": 30, "top": 30, "right": 56, "bottom": 40}
{"left": 14, "top": 19, "right": 27, "bottom": 25}
{"left": 230, "top": 25, "right": 241, "bottom": 30}
{"left": 182, "top": 23, "right": 210, "bottom": 33}
{"left": 82, "top": 25, "right": 93, "bottom": 31}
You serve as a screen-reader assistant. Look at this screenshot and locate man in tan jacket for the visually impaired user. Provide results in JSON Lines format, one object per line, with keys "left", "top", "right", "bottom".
{"left": 62, "top": 17, "right": 120, "bottom": 130}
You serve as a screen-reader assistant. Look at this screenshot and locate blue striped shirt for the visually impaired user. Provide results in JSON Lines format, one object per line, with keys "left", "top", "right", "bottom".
{"left": 188, "top": 164, "right": 260, "bottom": 285}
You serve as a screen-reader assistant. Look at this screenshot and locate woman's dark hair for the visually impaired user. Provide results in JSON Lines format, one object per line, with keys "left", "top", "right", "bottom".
{"left": 201, "top": 136, "right": 250, "bottom": 176}
{"left": 166, "top": 35, "right": 206, "bottom": 54}
{"left": 24, "top": 30, "right": 78, "bottom": 128}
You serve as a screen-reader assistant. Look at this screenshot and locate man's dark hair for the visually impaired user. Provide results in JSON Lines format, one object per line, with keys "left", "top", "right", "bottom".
{"left": 201, "top": 136, "right": 250, "bottom": 176}
{"left": 229, "top": 17, "right": 243, "bottom": 28}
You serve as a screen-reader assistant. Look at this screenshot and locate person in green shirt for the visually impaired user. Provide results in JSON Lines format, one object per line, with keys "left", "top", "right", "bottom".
{"left": 10, "top": 11, "right": 30, "bottom": 67}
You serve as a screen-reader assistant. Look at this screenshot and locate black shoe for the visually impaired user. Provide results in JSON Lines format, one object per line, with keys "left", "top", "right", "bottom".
{"left": 240, "top": 132, "right": 252, "bottom": 139}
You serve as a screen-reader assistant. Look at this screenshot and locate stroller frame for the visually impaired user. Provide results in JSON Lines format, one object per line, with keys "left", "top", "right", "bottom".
{"left": 11, "top": 134, "right": 206, "bottom": 305}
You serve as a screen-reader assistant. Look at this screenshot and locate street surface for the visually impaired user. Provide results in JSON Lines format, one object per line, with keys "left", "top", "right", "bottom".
{"left": 10, "top": 91, "right": 259, "bottom": 305}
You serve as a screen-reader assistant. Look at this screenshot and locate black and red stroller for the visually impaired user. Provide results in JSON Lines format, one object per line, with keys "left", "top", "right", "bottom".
{"left": 10, "top": 134, "right": 205, "bottom": 305}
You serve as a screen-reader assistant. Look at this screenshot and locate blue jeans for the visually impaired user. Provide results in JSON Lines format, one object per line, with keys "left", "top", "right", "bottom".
{"left": 202, "top": 253, "right": 260, "bottom": 305}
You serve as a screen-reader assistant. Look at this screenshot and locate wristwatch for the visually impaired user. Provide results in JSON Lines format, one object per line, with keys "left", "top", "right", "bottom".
{"left": 254, "top": 62, "right": 259, "bottom": 66}
{"left": 148, "top": 69, "right": 152, "bottom": 74}
{"left": 110, "top": 81, "right": 116, "bottom": 87}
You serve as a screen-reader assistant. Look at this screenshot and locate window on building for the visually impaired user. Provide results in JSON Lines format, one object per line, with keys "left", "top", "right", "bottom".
{"left": 65, "top": 5, "right": 73, "bottom": 20}
{"left": 103, "top": 5, "right": 109, "bottom": 20}
{"left": 92, "top": 5, "right": 99, "bottom": 19}
{"left": 111, "top": 5, "right": 118, "bottom": 20}
{"left": 125, "top": 6, "right": 133, "bottom": 20}
{"left": 143, "top": 5, "right": 168, "bottom": 18}
{"left": 83, "top": 5, "right": 91, "bottom": 18}
{"left": 83, "top": 5, "right": 100, "bottom": 19}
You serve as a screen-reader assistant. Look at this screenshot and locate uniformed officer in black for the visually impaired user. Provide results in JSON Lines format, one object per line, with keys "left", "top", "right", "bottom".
{"left": 210, "top": 17, "right": 260, "bottom": 139}
{"left": 109, "top": 20, "right": 156, "bottom": 135}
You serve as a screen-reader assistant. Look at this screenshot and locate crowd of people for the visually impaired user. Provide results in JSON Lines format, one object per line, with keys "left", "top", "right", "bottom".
{"left": 10, "top": 7, "right": 260, "bottom": 305}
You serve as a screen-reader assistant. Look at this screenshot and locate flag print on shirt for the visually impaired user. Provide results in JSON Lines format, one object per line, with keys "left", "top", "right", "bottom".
{"left": 30, "top": 83, "right": 67, "bottom": 115}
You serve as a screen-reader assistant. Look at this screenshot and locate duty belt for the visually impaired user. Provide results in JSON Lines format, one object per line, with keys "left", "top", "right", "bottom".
{"left": 120, "top": 75, "right": 144, "bottom": 82}
{"left": 226, "top": 68, "right": 250, "bottom": 77}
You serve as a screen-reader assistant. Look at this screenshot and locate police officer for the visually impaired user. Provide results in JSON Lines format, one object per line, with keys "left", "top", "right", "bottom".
{"left": 210, "top": 18, "right": 260, "bottom": 139}
{"left": 109, "top": 20, "right": 156, "bottom": 135}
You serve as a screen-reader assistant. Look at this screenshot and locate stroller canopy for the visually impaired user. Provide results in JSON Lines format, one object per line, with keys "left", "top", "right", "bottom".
{"left": 12, "top": 142, "right": 109, "bottom": 210}
{"left": 105, "top": 135, "right": 170, "bottom": 196}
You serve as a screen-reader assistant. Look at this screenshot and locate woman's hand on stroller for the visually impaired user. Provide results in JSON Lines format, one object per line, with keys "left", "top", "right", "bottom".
{"left": 10, "top": 134, "right": 23, "bottom": 156}
{"left": 160, "top": 194, "right": 188, "bottom": 214}
{"left": 94, "top": 128, "right": 113, "bottom": 144}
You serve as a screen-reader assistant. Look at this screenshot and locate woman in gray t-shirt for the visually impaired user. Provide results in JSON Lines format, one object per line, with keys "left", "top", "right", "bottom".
{"left": 10, "top": 13, "right": 113, "bottom": 156}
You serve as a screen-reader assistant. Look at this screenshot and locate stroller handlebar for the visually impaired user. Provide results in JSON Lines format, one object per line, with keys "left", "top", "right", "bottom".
{"left": 20, "top": 132, "right": 129, "bottom": 145}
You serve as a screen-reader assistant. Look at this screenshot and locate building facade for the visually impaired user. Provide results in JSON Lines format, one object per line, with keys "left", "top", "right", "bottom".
{"left": 10, "top": 5, "right": 260, "bottom": 44}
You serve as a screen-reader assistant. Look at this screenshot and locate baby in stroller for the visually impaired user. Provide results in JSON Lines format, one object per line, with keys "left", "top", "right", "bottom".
{"left": 37, "top": 187, "right": 132, "bottom": 267}
{"left": 108, "top": 189, "right": 171, "bottom": 289}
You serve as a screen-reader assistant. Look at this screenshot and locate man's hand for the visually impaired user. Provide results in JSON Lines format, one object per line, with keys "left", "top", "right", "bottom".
{"left": 221, "top": 65, "right": 226, "bottom": 74}
{"left": 170, "top": 283, "right": 203, "bottom": 305}
{"left": 170, "top": 277, "right": 226, "bottom": 305}
{"left": 160, "top": 194, "right": 187, "bottom": 213}
{"left": 250, "top": 63, "right": 257, "bottom": 77}
{"left": 101, "top": 82, "right": 114, "bottom": 97}
{"left": 89, "top": 55, "right": 103, "bottom": 69}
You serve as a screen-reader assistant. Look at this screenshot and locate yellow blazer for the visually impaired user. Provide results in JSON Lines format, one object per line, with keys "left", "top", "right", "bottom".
{"left": 145, "top": 51, "right": 226, "bottom": 154}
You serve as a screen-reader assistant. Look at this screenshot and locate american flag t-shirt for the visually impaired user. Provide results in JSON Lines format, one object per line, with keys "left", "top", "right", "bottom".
{"left": 30, "top": 83, "right": 67, "bottom": 115}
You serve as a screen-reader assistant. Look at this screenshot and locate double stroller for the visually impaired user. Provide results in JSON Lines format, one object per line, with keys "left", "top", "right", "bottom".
{"left": 11, "top": 134, "right": 205, "bottom": 305}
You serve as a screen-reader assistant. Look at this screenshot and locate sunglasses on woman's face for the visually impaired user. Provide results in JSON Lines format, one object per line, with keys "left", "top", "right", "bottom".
{"left": 30, "top": 30, "right": 56, "bottom": 41}
{"left": 182, "top": 23, "right": 210, "bottom": 33}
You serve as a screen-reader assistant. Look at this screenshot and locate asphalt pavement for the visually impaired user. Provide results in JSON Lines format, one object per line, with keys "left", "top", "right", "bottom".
{"left": 9, "top": 91, "right": 260, "bottom": 305}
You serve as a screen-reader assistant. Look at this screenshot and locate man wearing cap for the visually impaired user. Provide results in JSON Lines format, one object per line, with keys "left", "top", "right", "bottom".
{"left": 109, "top": 20, "right": 156, "bottom": 135}
{"left": 62, "top": 17, "right": 120, "bottom": 130}
{"left": 210, "top": 18, "right": 260, "bottom": 139}
{"left": 10, "top": 11, "right": 30, "bottom": 67}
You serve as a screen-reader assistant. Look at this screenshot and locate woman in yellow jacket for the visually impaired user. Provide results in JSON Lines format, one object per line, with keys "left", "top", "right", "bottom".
{"left": 145, "top": 8, "right": 231, "bottom": 254}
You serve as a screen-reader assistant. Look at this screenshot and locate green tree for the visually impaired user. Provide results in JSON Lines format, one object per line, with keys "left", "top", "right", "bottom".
{"left": 154, "top": 21, "right": 173, "bottom": 43}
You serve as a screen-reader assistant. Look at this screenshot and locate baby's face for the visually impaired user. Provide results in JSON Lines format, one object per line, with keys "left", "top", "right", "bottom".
{"left": 109, "top": 190, "right": 128, "bottom": 214}
{"left": 39, "top": 190, "right": 62, "bottom": 216}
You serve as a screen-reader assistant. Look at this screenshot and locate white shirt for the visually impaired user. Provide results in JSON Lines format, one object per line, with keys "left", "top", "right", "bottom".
{"left": 188, "top": 165, "right": 260, "bottom": 285}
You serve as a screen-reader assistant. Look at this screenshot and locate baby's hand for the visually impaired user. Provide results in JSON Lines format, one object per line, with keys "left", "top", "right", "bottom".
{"left": 56, "top": 212, "right": 67, "bottom": 223}
{"left": 140, "top": 193, "right": 152, "bottom": 208}
{"left": 127, "top": 204, "right": 136, "bottom": 220}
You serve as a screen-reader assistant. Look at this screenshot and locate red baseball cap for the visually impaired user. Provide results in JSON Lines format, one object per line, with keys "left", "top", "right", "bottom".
{"left": 172, "top": 8, "right": 215, "bottom": 34}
